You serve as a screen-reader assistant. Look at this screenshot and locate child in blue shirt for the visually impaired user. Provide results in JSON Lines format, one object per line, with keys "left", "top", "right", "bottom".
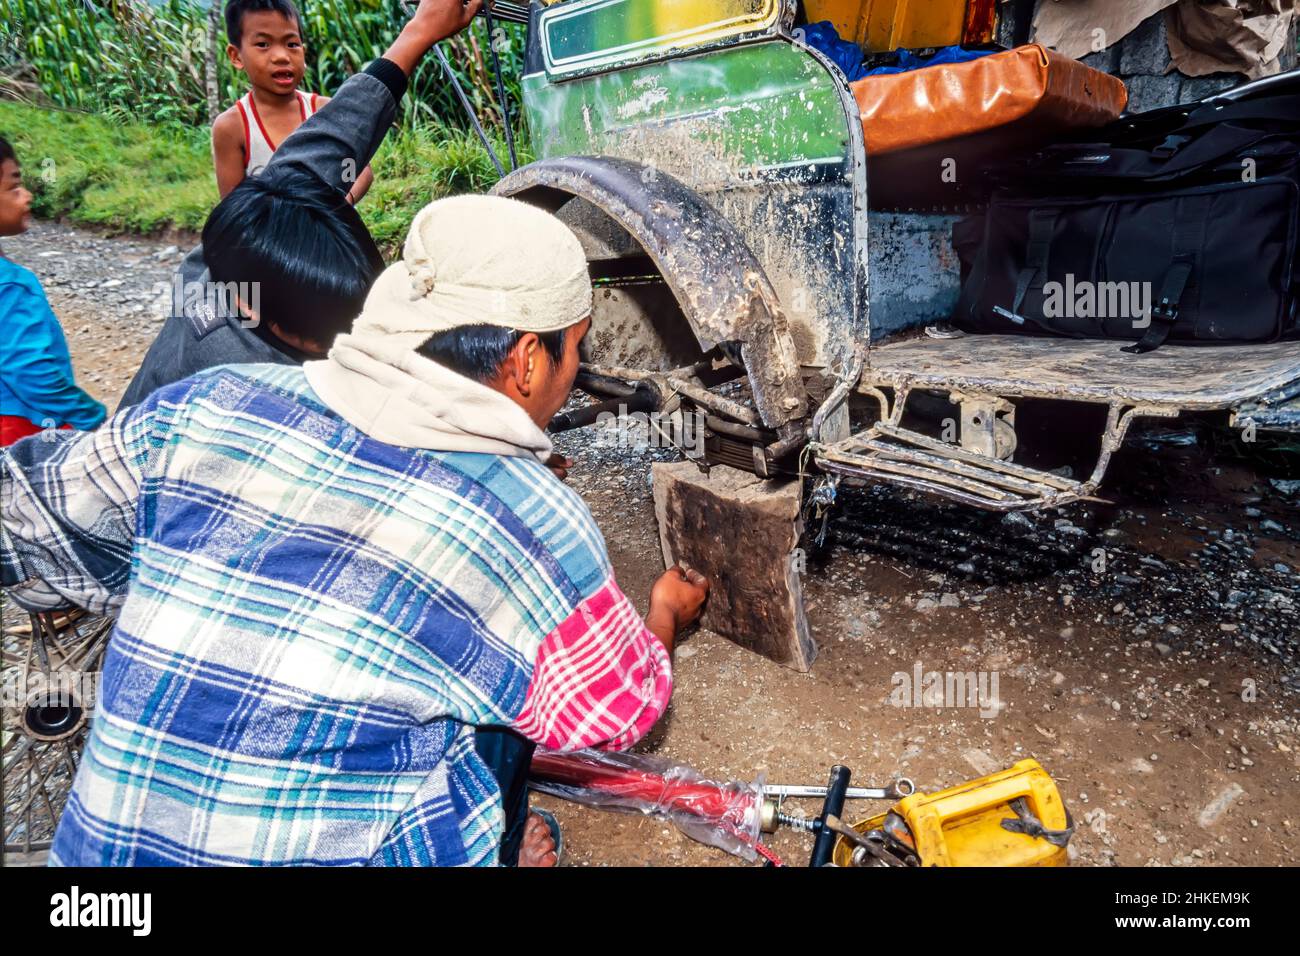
{"left": 0, "top": 135, "right": 105, "bottom": 444}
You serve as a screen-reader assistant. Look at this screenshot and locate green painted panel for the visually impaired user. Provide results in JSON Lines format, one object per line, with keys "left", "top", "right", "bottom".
{"left": 521, "top": 37, "right": 866, "bottom": 370}
{"left": 524, "top": 40, "right": 848, "bottom": 173}
{"left": 541, "top": 0, "right": 779, "bottom": 76}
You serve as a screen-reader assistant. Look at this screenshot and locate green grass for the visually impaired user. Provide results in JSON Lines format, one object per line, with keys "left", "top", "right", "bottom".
{"left": 0, "top": 101, "right": 217, "bottom": 233}
{"left": 356, "top": 122, "right": 524, "bottom": 253}
{"left": 0, "top": 101, "right": 524, "bottom": 254}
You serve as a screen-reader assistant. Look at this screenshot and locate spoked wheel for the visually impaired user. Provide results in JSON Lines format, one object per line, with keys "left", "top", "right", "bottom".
{"left": 2, "top": 609, "right": 112, "bottom": 858}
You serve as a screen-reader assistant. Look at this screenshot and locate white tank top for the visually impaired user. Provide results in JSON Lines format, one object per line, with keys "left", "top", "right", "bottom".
{"left": 235, "top": 90, "right": 319, "bottom": 177}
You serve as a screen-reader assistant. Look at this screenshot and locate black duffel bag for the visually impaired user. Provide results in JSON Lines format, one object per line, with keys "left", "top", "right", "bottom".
{"left": 953, "top": 81, "right": 1300, "bottom": 353}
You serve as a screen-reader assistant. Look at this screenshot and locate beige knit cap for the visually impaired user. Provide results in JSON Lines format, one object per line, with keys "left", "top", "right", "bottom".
{"left": 352, "top": 194, "right": 592, "bottom": 350}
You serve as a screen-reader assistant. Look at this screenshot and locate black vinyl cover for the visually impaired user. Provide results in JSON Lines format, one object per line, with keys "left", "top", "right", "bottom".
{"left": 954, "top": 83, "right": 1300, "bottom": 352}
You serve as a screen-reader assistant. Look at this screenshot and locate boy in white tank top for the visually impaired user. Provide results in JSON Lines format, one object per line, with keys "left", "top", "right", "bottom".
{"left": 212, "top": 1, "right": 373, "bottom": 203}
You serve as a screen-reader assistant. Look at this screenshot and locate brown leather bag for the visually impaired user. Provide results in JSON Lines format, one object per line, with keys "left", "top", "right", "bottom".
{"left": 850, "top": 44, "right": 1128, "bottom": 155}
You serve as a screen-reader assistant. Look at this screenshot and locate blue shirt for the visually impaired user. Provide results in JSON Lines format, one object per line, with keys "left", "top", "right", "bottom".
{"left": 0, "top": 255, "right": 106, "bottom": 430}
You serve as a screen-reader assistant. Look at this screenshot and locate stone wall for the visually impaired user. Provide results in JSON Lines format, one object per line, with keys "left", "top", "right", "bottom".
{"left": 1082, "top": 13, "right": 1233, "bottom": 112}
{"left": 998, "top": 2, "right": 1299, "bottom": 114}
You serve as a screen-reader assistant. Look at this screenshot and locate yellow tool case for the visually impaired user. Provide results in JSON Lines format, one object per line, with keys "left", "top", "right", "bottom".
{"left": 805, "top": 0, "right": 997, "bottom": 52}
{"left": 833, "top": 759, "right": 1074, "bottom": 867}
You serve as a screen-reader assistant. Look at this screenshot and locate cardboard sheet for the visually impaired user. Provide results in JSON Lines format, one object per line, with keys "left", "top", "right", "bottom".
{"left": 1031, "top": 0, "right": 1295, "bottom": 79}
{"left": 1030, "top": 0, "right": 1180, "bottom": 60}
{"left": 1167, "top": 0, "right": 1295, "bottom": 79}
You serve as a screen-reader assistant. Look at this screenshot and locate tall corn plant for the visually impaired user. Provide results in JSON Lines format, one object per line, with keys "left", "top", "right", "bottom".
{"left": 0, "top": 0, "right": 525, "bottom": 132}
{"left": 1, "top": 0, "right": 228, "bottom": 124}
{"left": 304, "top": 0, "right": 525, "bottom": 129}
{"left": 0, "top": 2, "right": 41, "bottom": 102}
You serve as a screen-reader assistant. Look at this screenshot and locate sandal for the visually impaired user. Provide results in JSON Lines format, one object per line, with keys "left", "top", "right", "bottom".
{"left": 531, "top": 808, "right": 563, "bottom": 866}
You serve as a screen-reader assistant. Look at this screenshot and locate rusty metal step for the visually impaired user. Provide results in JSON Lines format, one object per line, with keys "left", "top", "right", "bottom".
{"left": 811, "top": 423, "right": 1094, "bottom": 511}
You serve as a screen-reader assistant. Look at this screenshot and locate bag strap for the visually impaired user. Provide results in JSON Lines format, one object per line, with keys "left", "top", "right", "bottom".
{"left": 1181, "top": 95, "right": 1300, "bottom": 133}
{"left": 1058, "top": 96, "right": 1300, "bottom": 177}
{"left": 1154, "top": 125, "right": 1290, "bottom": 179}
{"left": 1146, "top": 96, "right": 1300, "bottom": 163}
{"left": 1002, "top": 209, "right": 1095, "bottom": 339}
{"left": 1011, "top": 209, "right": 1058, "bottom": 316}
{"left": 1123, "top": 198, "right": 1207, "bottom": 355}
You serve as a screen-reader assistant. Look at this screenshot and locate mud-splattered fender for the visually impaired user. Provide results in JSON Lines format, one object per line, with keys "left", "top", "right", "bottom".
{"left": 492, "top": 155, "right": 809, "bottom": 431}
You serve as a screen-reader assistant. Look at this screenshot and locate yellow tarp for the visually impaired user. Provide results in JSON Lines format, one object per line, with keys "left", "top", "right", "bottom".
{"left": 804, "top": 0, "right": 968, "bottom": 52}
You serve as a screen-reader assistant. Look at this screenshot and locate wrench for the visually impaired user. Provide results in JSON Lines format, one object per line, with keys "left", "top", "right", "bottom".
{"left": 823, "top": 815, "right": 910, "bottom": 867}
{"left": 764, "top": 778, "right": 915, "bottom": 801}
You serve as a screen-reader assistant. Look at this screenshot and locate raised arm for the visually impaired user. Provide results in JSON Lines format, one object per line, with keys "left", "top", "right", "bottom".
{"left": 306, "top": 94, "right": 377, "bottom": 205}
{"left": 266, "top": 0, "right": 482, "bottom": 196}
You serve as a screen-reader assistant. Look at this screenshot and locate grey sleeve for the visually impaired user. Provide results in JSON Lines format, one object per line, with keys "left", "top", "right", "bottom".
{"left": 266, "top": 63, "right": 406, "bottom": 196}
{"left": 121, "top": 61, "right": 408, "bottom": 410}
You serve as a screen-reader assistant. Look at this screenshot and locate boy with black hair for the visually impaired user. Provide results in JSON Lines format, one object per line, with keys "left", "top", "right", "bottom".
{"left": 120, "top": 0, "right": 478, "bottom": 409}
{"left": 201, "top": 166, "right": 385, "bottom": 358}
{"left": 0, "top": 136, "right": 105, "bottom": 445}
{"left": 212, "top": 0, "right": 374, "bottom": 203}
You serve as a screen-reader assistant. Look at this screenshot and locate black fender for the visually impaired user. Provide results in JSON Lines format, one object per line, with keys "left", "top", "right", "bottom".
{"left": 492, "top": 155, "right": 809, "bottom": 431}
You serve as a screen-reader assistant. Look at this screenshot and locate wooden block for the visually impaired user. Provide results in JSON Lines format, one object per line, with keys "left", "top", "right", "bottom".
{"left": 652, "top": 461, "right": 816, "bottom": 671}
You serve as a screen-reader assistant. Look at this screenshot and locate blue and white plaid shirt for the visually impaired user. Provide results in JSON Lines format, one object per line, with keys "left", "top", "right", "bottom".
{"left": 1, "top": 364, "right": 669, "bottom": 865}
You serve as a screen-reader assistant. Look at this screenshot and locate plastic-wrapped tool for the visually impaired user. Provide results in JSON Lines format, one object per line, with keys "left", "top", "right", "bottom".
{"left": 529, "top": 749, "right": 765, "bottom": 862}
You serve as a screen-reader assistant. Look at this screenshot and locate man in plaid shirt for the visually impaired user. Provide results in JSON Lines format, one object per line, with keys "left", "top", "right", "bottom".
{"left": 0, "top": 192, "right": 708, "bottom": 866}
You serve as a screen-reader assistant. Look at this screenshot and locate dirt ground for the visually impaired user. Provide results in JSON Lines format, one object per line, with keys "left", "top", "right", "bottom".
{"left": 7, "top": 222, "right": 1299, "bottom": 868}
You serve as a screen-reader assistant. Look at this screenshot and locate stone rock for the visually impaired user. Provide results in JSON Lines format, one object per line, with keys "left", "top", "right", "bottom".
{"left": 652, "top": 462, "right": 815, "bottom": 671}
{"left": 1002, "top": 511, "right": 1033, "bottom": 529}
{"left": 1178, "top": 72, "right": 1239, "bottom": 105}
{"left": 1125, "top": 73, "right": 1182, "bottom": 112}
{"left": 963, "top": 749, "right": 1000, "bottom": 776}
{"left": 1081, "top": 46, "right": 1120, "bottom": 75}
{"left": 1118, "top": 14, "right": 1170, "bottom": 76}
{"left": 1198, "top": 783, "right": 1245, "bottom": 828}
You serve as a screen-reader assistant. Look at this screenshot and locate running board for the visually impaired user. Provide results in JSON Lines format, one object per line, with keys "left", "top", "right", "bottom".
{"left": 811, "top": 422, "right": 1100, "bottom": 511}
